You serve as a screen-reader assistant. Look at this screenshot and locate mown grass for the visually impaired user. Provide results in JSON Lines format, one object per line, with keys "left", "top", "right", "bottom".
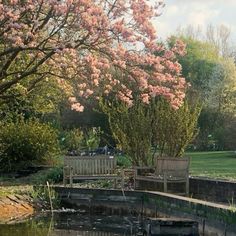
{"left": 187, "top": 151, "right": 236, "bottom": 180}
{"left": 119, "top": 151, "right": 236, "bottom": 180}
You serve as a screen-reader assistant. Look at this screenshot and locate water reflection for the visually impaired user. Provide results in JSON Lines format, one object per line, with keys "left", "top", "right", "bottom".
{"left": 0, "top": 212, "right": 139, "bottom": 236}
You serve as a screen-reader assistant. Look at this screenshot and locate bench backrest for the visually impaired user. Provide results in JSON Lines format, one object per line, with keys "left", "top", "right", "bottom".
{"left": 155, "top": 157, "right": 190, "bottom": 176}
{"left": 64, "top": 155, "right": 117, "bottom": 175}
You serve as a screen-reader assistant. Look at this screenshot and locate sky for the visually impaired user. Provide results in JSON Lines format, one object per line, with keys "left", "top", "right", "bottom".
{"left": 153, "top": 0, "right": 236, "bottom": 42}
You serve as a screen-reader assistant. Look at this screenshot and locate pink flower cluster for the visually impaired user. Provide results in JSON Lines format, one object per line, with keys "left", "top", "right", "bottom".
{"left": 0, "top": 0, "right": 187, "bottom": 110}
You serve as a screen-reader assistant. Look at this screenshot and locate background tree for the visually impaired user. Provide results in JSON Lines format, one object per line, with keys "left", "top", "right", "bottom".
{"left": 206, "top": 24, "right": 233, "bottom": 58}
{"left": 172, "top": 26, "right": 236, "bottom": 150}
{"left": 169, "top": 36, "right": 219, "bottom": 100}
{"left": 207, "top": 58, "right": 236, "bottom": 114}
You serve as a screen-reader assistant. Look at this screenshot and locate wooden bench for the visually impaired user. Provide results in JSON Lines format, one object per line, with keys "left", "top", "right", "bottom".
{"left": 134, "top": 157, "right": 190, "bottom": 196}
{"left": 63, "top": 155, "right": 124, "bottom": 187}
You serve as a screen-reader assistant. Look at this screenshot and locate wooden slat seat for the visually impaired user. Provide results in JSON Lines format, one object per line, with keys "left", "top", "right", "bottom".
{"left": 134, "top": 157, "right": 190, "bottom": 196}
{"left": 63, "top": 155, "right": 124, "bottom": 187}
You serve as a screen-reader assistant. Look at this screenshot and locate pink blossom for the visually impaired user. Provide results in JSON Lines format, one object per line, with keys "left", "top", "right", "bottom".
{"left": 141, "top": 93, "right": 150, "bottom": 104}
{"left": 71, "top": 103, "right": 84, "bottom": 112}
{"left": 68, "top": 96, "right": 77, "bottom": 103}
{"left": 0, "top": 0, "right": 187, "bottom": 111}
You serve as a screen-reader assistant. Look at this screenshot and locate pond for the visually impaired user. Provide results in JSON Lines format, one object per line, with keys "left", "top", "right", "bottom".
{"left": 0, "top": 211, "right": 141, "bottom": 236}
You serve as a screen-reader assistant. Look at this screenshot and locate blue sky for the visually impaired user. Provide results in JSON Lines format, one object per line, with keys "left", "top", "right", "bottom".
{"left": 153, "top": 0, "right": 236, "bottom": 42}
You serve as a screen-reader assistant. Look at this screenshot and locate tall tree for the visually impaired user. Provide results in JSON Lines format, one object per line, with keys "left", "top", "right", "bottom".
{"left": 206, "top": 24, "right": 233, "bottom": 58}
{"left": 171, "top": 31, "right": 236, "bottom": 150}
{"left": 171, "top": 36, "right": 219, "bottom": 100}
{"left": 207, "top": 58, "right": 236, "bottom": 114}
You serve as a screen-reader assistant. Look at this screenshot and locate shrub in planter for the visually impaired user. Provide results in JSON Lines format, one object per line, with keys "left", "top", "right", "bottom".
{"left": 0, "top": 119, "right": 60, "bottom": 171}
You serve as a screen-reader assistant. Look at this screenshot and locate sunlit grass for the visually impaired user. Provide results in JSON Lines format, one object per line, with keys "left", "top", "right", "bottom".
{"left": 186, "top": 151, "right": 236, "bottom": 180}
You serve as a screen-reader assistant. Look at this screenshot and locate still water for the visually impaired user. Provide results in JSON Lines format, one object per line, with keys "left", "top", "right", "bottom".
{"left": 0, "top": 212, "right": 140, "bottom": 236}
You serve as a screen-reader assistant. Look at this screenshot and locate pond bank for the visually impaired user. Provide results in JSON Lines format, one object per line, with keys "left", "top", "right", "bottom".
{"left": 0, "top": 185, "right": 53, "bottom": 224}
{"left": 0, "top": 194, "right": 34, "bottom": 224}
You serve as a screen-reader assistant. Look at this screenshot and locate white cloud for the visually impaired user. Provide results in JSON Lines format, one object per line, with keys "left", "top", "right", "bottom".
{"left": 166, "top": 5, "right": 179, "bottom": 15}
{"left": 152, "top": 0, "right": 236, "bottom": 40}
{"left": 187, "top": 8, "right": 219, "bottom": 26}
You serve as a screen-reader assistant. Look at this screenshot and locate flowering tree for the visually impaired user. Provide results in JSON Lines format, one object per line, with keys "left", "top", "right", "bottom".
{"left": 0, "top": 0, "right": 187, "bottom": 110}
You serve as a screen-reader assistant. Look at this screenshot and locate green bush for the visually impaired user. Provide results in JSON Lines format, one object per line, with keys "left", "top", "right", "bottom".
{"left": 62, "top": 128, "right": 84, "bottom": 152}
{"left": 35, "top": 167, "right": 63, "bottom": 184}
{"left": 151, "top": 98, "right": 201, "bottom": 157}
{"left": 84, "top": 127, "right": 102, "bottom": 151}
{"left": 0, "top": 119, "right": 60, "bottom": 171}
{"left": 100, "top": 99, "right": 152, "bottom": 166}
{"left": 116, "top": 155, "right": 132, "bottom": 168}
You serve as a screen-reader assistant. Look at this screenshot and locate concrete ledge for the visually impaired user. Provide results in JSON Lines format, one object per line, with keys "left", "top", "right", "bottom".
{"left": 54, "top": 187, "right": 236, "bottom": 235}
{"left": 190, "top": 177, "right": 236, "bottom": 203}
{"left": 136, "top": 176, "right": 236, "bottom": 204}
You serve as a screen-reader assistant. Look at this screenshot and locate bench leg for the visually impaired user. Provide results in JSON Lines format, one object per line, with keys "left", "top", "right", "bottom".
{"left": 164, "top": 174, "right": 167, "bottom": 193}
{"left": 63, "top": 167, "right": 66, "bottom": 186}
{"left": 69, "top": 167, "right": 73, "bottom": 187}
{"left": 186, "top": 177, "right": 189, "bottom": 196}
{"left": 134, "top": 169, "right": 137, "bottom": 190}
{"left": 121, "top": 169, "right": 124, "bottom": 189}
{"left": 63, "top": 176, "right": 66, "bottom": 186}
{"left": 114, "top": 178, "right": 117, "bottom": 189}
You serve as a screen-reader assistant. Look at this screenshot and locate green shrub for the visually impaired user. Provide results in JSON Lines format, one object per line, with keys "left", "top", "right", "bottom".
{"left": 0, "top": 119, "right": 60, "bottom": 171}
{"left": 32, "top": 167, "right": 63, "bottom": 184}
{"left": 84, "top": 127, "right": 102, "bottom": 151}
{"left": 151, "top": 98, "right": 201, "bottom": 157}
{"left": 100, "top": 99, "right": 152, "bottom": 166}
{"left": 62, "top": 128, "right": 84, "bottom": 152}
{"left": 43, "top": 167, "right": 63, "bottom": 184}
{"left": 116, "top": 155, "right": 132, "bottom": 168}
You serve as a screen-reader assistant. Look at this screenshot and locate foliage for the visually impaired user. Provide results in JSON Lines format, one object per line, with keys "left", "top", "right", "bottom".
{"left": 61, "top": 126, "right": 103, "bottom": 153}
{"left": 207, "top": 58, "right": 236, "bottom": 114}
{"left": 116, "top": 155, "right": 132, "bottom": 168}
{"left": 27, "top": 78, "right": 67, "bottom": 116}
{"left": 34, "top": 167, "right": 63, "bottom": 185}
{"left": 170, "top": 34, "right": 236, "bottom": 151}
{"left": 151, "top": 98, "right": 202, "bottom": 157}
{"left": 100, "top": 99, "right": 152, "bottom": 166}
{"left": 0, "top": 1, "right": 187, "bottom": 111}
{"left": 62, "top": 128, "right": 84, "bottom": 152}
{"left": 32, "top": 184, "right": 60, "bottom": 209}
{"left": 84, "top": 127, "right": 102, "bottom": 152}
{"left": 0, "top": 119, "right": 60, "bottom": 171}
{"left": 208, "top": 115, "right": 236, "bottom": 151}
{"left": 196, "top": 108, "right": 222, "bottom": 150}
{"left": 172, "top": 36, "right": 219, "bottom": 100}
{"left": 101, "top": 96, "right": 201, "bottom": 164}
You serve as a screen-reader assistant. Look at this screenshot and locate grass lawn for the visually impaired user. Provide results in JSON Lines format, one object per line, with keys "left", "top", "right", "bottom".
{"left": 187, "top": 151, "right": 236, "bottom": 180}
